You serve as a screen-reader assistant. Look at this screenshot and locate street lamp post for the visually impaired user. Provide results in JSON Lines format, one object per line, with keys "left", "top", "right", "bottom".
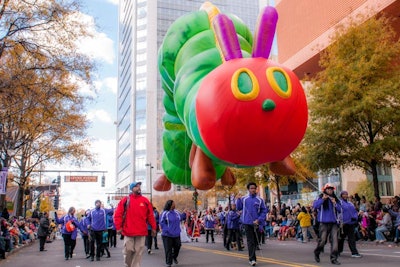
{"left": 145, "top": 163, "right": 154, "bottom": 203}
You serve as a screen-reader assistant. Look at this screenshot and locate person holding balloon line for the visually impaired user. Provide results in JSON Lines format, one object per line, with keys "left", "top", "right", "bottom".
{"left": 54, "top": 207, "right": 79, "bottom": 260}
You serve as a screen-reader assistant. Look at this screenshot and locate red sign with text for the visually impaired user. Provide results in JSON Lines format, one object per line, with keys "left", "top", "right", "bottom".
{"left": 64, "top": 176, "right": 98, "bottom": 182}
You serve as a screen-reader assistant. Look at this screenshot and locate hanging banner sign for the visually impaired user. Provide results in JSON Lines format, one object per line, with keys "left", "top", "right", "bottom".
{"left": 0, "top": 167, "right": 8, "bottom": 195}
{"left": 64, "top": 175, "right": 98, "bottom": 182}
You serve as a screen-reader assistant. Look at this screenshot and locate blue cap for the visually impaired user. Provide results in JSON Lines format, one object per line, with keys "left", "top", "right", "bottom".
{"left": 129, "top": 182, "right": 142, "bottom": 190}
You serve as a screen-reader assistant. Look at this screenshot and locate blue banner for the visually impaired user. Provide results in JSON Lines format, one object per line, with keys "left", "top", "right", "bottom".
{"left": 0, "top": 167, "right": 8, "bottom": 195}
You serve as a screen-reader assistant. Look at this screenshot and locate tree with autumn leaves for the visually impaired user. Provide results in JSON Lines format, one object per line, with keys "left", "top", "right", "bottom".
{"left": 0, "top": 0, "right": 97, "bottom": 216}
{"left": 301, "top": 14, "right": 400, "bottom": 198}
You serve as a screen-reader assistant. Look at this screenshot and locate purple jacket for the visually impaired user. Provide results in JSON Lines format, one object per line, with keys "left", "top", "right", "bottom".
{"left": 313, "top": 197, "right": 341, "bottom": 224}
{"left": 79, "top": 216, "right": 90, "bottom": 236}
{"left": 339, "top": 199, "right": 358, "bottom": 225}
{"left": 55, "top": 213, "right": 79, "bottom": 239}
{"left": 160, "top": 210, "right": 184, "bottom": 238}
{"left": 236, "top": 194, "right": 268, "bottom": 225}
{"left": 227, "top": 209, "right": 240, "bottom": 230}
{"left": 87, "top": 207, "right": 114, "bottom": 231}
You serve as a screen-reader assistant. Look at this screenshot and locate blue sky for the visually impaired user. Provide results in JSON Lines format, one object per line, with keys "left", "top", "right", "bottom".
{"left": 45, "top": 0, "right": 119, "bottom": 211}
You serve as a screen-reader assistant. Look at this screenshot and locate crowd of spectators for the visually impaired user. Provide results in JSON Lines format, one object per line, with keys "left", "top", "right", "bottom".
{"left": 0, "top": 208, "right": 57, "bottom": 259}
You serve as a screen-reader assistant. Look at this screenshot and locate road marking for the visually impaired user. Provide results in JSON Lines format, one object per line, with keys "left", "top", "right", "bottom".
{"left": 360, "top": 253, "right": 400, "bottom": 258}
{"left": 185, "top": 246, "right": 318, "bottom": 267}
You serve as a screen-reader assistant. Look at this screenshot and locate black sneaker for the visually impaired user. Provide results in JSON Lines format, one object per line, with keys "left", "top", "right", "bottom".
{"left": 173, "top": 258, "right": 178, "bottom": 264}
{"left": 314, "top": 253, "right": 320, "bottom": 263}
{"left": 331, "top": 259, "right": 341, "bottom": 265}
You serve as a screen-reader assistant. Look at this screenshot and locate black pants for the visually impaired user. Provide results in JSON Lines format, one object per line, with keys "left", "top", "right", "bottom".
{"left": 90, "top": 230, "right": 103, "bottom": 259}
{"left": 71, "top": 238, "right": 76, "bottom": 256}
{"left": 205, "top": 229, "right": 214, "bottom": 242}
{"left": 162, "top": 236, "right": 181, "bottom": 266}
{"left": 146, "top": 230, "right": 153, "bottom": 250}
{"left": 108, "top": 229, "right": 117, "bottom": 248}
{"left": 226, "top": 228, "right": 242, "bottom": 249}
{"left": 101, "top": 242, "right": 110, "bottom": 257}
{"left": 62, "top": 234, "right": 73, "bottom": 259}
{"left": 154, "top": 232, "right": 159, "bottom": 249}
{"left": 314, "top": 223, "right": 339, "bottom": 261}
{"left": 38, "top": 236, "right": 46, "bottom": 251}
{"left": 82, "top": 235, "right": 89, "bottom": 255}
{"left": 338, "top": 223, "right": 359, "bottom": 255}
{"left": 222, "top": 224, "right": 228, "bottom": 246}
{"left": 244, "top": 224, "right": 258, "bottom": 262}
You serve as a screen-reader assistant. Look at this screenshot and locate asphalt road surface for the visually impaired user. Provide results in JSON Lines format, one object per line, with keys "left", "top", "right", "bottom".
{"left": 1, "top": 234, "right": 399, "bottom": 267}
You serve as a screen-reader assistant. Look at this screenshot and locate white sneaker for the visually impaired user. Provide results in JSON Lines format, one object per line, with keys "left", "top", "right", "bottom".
{"left": 249, "top": 260, "right": 257, "bottom": 266}
{"left": 351, "top": 254, "right": 362, "bottom": 258}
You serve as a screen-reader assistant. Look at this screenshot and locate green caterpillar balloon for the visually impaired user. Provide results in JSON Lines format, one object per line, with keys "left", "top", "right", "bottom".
{"left": 154, "top": 2, "right": 308, "bottom": 191}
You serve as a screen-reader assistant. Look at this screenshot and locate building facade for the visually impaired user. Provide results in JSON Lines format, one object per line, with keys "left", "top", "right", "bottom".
{"left": 276, "top": 0, "right": 400, "bottom": 197}
{"left": 116, "top": 0, "right": 266, "bottom": 196}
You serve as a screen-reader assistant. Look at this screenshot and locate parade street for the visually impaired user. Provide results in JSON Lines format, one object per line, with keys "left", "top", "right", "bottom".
{"left": 1, "top": 235, "right": 399, "bottom": 267}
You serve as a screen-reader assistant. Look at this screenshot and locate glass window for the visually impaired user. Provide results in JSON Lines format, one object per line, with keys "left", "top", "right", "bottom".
{"left": 366, "top": 163, "right": 393, "bottom": 196}
{"left": 137, "top": 78, "right": 146, "bottom": 91}
{"left": 136, "top": 134, "right": 146, "bottom": 150}
{"left": 379, "top": 181, "right": 394, "bottom": 196}
{"left": 137, "top": 52, "right": 147, "bottom": 62}
{"left": 137, "top": 28, "right": 147, "bottom": 38}
{"left": 136, "top": 93, "right": 146, "bottom": 111}
{"left": 136, "top": 114, "right": 146, "bottom": 130}
{"left": 136, "top": 156, "right": 146, "bottom": 171}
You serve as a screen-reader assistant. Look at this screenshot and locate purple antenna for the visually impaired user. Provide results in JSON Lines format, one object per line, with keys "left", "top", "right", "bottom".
{"left": 212, "top": 14, "right": 243, "bottom": 61}
{"left": 252, "top": 6, "right": 278, "bottom": 58}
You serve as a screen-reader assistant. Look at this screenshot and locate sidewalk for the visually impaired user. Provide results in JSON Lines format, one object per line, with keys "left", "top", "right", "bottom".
{"left": 2, "top": 238, "right": 36, "bottom": 260}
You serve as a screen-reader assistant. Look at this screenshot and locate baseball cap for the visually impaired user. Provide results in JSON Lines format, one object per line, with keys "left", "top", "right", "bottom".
{"left": 323, "top": 183, "right": 336, "bottom": 191}
{"left": 129, "top": 182, "right": 142, "bottom": 190}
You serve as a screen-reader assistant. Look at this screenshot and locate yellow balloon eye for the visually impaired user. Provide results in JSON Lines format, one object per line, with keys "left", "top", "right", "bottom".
{"left": 231, "top": 68, "right": 259, "bottom": 101}
{"left": 266, "top": 67, "right": 292, "bottom": 98}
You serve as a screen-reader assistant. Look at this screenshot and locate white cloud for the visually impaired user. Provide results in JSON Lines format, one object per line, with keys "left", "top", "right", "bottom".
{"left": 77, "top": 32, "right": 115, "bottom": 64}
{"left": 87, "top": 109, "right": 113, "bottom": 123}
{"left": 104, "top": 77, "right": 118, "bottom": 94}
{"left": 94, "top": 77, "right": 118, "bottom": 94}
{"left": 106, "top": 0, "right": 119, "bottom": 5}
{"left": 74, "top": 12, "right": 115, "bottom": 64}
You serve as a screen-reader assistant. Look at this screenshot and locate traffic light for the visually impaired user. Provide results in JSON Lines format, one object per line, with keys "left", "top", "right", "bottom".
{"left": 57, "top": 175, "right": 61, "bottom": 186}
{"left": 107, "top": 196, "right": 110, "bottom": 203}
{"left": 54, "top": 195, "right": 59, "bottom": 210}
{"left": 101, "top": 175, "right": 105, "bottom": 187}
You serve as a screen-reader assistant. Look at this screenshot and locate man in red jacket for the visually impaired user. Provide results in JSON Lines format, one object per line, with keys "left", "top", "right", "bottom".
{"left": 114, "top": 182, "right": 156, "bottom": 267}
